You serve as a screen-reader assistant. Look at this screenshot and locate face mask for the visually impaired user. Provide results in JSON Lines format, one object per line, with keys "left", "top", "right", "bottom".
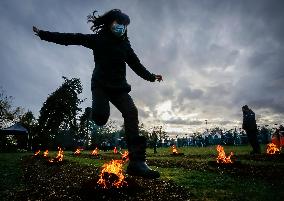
{"left": 111, "top": 23, "right": 126, "bottom": 37}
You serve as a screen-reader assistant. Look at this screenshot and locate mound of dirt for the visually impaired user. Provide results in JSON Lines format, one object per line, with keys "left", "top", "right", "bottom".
{"left": 13, "top": 156, "right": 192, "bottom": 201}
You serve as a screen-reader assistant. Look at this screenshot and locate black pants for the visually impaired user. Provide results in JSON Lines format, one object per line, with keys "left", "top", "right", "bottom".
{"left": 246, "top": 130, "right": 261, "bottom": 153}
{"left": 91, "top": 86, "right": 139, "bottom": 142}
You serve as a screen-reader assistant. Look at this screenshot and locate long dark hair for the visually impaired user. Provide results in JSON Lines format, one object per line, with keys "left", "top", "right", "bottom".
{"left": 87, "top": 9, "right": 130, "bottom": 34}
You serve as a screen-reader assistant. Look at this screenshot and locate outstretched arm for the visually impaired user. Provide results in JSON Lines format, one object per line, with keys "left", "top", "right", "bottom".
{"left": 126, "top": 41, "right": 163, "bottom": 82}
{"left": 33, "top": 26, "right": 94, "bottom": 48}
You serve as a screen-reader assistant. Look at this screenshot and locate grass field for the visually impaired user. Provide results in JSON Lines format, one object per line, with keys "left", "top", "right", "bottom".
{"left": 1, "top": 145, "right": 283, "bottom": 201}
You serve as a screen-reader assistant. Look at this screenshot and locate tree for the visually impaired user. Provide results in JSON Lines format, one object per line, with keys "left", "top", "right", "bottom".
{"left": 90, "top": 119, "right": 118, "bottom": 149}
{"left": 118, "top": 124, "right": 126, "bottom": 139}
{"left": 153, "top": 126, "right": 167, "bottom": 142}
{"left": 0, "top": 87, "right": 23, "bottom": 129}
{"left": 149, "top": 129, "right": 158, "bottom": 153}
{"left": 37, "top": 77, "right": 84, "bottom": 148}
{"left": 139, "top": 123, "right": 150, "bottom": 140}
{"left": 20, "top": 111, "right": 37, "bottom": 150}
{"left": 20, "top": 111, "right": 36, "bottom": 127}
{"left": 148, "top": 125, "right": 167, "bottom": 152}
{"left": 0, "top": 87, "right": 24, "bottom": 151}
{"left": 78, "top": 107, "right": 92, "bottom": 147}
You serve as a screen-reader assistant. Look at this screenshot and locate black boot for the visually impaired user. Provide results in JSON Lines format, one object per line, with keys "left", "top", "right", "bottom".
{"left": 126, "top": 136, "right": 160, "bottom": 179}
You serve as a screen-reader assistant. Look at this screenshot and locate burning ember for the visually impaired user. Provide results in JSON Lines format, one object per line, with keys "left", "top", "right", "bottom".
{"left": 171, "top": 145, "right": 184, "bottom": 156}
{"left": 172, "top": 145, "right": 178, "bottom": 154}
{"left": 216, "top": 145, "right": 234, "bottom": 164}
{"left": 49, "top": 147, "right": 64, "bottom": 163}
{"left": 121, "top": 151, "right": 129, "bottom": 161}
{"left": 34, "top": 150, "right": 40, "bottom": 156}
{"left": 74, "top": 148, "right": 82, "bottom": 155}
{"left": 266, "top": 143, "right": 280, "bottom": 155}
{"left": 91, "top": 147, "right": 99, "bottom": 156}
{"left": 113, "top": 147, "right": 118, "bottom": 154}
{"left": 43, "top": 150, "right": 49, "bottom": 157}
{"left": 97, "top": 160, "right": 127, "bottom": 189}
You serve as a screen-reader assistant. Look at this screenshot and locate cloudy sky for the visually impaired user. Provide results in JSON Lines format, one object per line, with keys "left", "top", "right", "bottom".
{"left": 1, "top": 0, "right": 284, "bottom": 134}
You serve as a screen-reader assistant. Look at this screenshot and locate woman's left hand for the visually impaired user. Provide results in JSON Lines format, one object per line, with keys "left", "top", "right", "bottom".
{"left": 155, "top": 75, "right": 163, "bottom": 82}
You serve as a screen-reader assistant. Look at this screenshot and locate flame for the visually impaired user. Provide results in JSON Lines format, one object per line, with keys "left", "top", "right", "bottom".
{"left": 34, "top": 150, "right": 40, "bottom": 156}
{"left": 74, "top": 148, "right": 81, "bottom": 155}
{"left": 172, "top": 145, "right": 178, "bottom": 154}
{"left": 49, "top": 147, "right": 64, "bottom": 163}
{"left": 216, "top": 145, "right": 233, "bottom": 163}
{"left": 43, "top": 150, "right": 49, "bottom": 157}
{"left": 91, "top": 147, "right": 99, "bottom": 156}
{"left": 113, "top": 147, "right": 118, "bottom": 154}
{"left": 266, "top": 143, "right": 280, "bottom": 154}
{"left": 97, "top": 160, "right": 127, "bottom": 189}
{"left": 121, "top": 151, "right": 129, "bottom": 161}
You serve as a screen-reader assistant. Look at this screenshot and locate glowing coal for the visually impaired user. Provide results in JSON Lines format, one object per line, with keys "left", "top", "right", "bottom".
{"left": 97, "top": 160, "right": 127, "bottom": 189}
{"left": 34, "top": 150, "right": 40, "bottom": 156}
{"left": 172, "top": 145, "right": 178, "bottom": 154}
{"left": 216, "top": 145, "right": 234, "bottom": 164}
{"left": 91, "top": 147, "right": 99, "bottom": 156}
{"left": 266, "top": 143, "right": 280, "bottom": 155}
{"left": 74, "top": 148, "right": 82, "bottom": 155}
{"left": 121, "top": 151, "right": 129, "bottom": 161}
{"left": 43, "top": 150, "right": 49, "bottom": 157}
{"left": 49, "top": 147, "right": 64, "bottom": 163}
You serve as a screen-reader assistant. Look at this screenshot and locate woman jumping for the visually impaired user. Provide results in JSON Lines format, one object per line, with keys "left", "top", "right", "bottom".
{"left": 33, "top": 9, "right": 162, "bottom": 178}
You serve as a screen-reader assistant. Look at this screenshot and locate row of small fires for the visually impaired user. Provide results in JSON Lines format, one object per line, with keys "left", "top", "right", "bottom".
{"left": 172, "top": 142, "right": 281, "bottom": 163}
{"left": 33, "top": 147, "right": 129, "bottom": 189}
{"left": 34, "top": 146, "right": 126, "bottom": 160}
{"left": 33, "top": 143, "right": 281, "bottom": 189}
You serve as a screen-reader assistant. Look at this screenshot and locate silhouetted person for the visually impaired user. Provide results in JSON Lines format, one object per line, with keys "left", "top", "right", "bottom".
{"left": 272, "top": 128, "right": 281, "bottom": 148}
{"left": 279, "top": 125, "right": 284, "bottom": 148}
{"left": 279, "top": 125, "right": 284, "bottom": 137}
{"left": 242, "top": 105, "right": 261, "bottom": 154}
{"left": 33, "top": 9, "right": 162, "bottom": 178}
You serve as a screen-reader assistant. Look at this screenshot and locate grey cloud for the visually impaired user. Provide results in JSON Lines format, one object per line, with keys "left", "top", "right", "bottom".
{"left": 232, "top": 49, "right": 284, "bottom": 114}
{"left": 137, "top": 108, "right": 150, "bottom": 119}
{"left": 164, "top": 117, "right": 203, "bottom": 126}
{"left": 176, "top": 79, "right": 204, "bottom": 101}
{"left": 211, "top": 120, "right": 235, "bottom": 126}
{"left": 0, "top": 0, "right": 284, "bottom": 132}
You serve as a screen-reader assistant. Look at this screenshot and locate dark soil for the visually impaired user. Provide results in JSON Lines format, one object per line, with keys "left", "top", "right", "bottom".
{"left": 8, "top": 153, "right": 284, "bottom": 200}
{"left": 12, "top": 156, "right": 192, "bottom": 201}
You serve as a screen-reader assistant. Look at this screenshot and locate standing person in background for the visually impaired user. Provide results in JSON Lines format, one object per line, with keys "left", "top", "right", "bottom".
{"left": 33, "top": 9, "right": 162, "bottom": 178}
{"left": 279, "top": 125, "right": 284, "bottom": 148}
{"left": 242, "top": 105, "right": 261, "bottom": 154}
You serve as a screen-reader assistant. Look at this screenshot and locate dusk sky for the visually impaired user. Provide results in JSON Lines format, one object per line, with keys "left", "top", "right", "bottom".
{"left": 1, "top": 0, "right": 284, "bottom": 135}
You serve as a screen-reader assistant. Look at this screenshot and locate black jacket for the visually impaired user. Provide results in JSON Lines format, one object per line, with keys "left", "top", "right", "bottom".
{"left": 38, "top": 29, "right": 156, "bottom": 93}
{"left": 242, "top": 109, "right": 257, "bottom": 131}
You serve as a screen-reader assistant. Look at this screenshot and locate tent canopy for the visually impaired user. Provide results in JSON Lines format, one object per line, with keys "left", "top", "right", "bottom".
{"left": 0, "top": 122, "right": 28, "bottom": 135}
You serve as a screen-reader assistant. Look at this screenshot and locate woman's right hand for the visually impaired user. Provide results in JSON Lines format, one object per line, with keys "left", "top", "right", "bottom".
{"left": 33, "top": 26, "right": 40, "bottom": 35}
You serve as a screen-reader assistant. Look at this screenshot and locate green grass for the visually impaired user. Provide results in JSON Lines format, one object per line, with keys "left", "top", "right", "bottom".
{"left": 0, "top": 152, "right": 29, "bottom": 199}
{"left": 64, "top": 151, "right": 105, "bottom": 167}
{"left": 146, "top": 144, "right": 267, "bottom": 156}
{"left": 146, "top": 145, "right": 283, "bottom": 201}
{"left": 159, "top": 167, "right": 278, "bottom": 201}
{"left": 1, "top": 145, "right": 283, "bottom": 201}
